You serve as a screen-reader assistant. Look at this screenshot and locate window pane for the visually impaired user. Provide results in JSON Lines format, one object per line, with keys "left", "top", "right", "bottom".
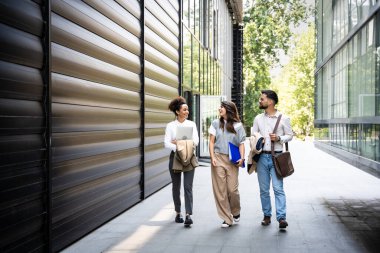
{"left": 190, "top": 0, "right": 195, "bottom": 33}
{"left": 183, "top": 0, "right": 189, "bottom": 27}
{"left": 192, "top": 41, "right": 200, "bottom": 91}
{"left": 195, "top": 0, "right": 200, "bottom": 39}
{"left": 183, "top": 26, "right": 192, "bottom": 90}
{"left": 200, "top": 48, "right": 205, "bottom": 94}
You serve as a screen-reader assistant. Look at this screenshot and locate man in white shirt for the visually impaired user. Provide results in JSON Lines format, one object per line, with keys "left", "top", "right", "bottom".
{"left": 251, "top": 90, "right": 293, "bottom": 229}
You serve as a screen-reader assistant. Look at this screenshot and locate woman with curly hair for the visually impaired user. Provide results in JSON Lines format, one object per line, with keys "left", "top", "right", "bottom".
{"left": 164, "top": 96, "right": 199, "bottom": 227}
{"left": 208, "top": 101, "right": 246, "bottom": 227}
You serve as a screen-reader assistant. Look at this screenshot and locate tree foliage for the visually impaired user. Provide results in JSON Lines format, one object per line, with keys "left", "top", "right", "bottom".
{"left": 273, "top": 24, "right": 316, "bottom": 139}
{"left": 243, "top": 0, "right": 310, "bottom": 129}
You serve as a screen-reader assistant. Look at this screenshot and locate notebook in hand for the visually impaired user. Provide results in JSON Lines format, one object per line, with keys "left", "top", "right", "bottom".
{"left": 176, "top": 126, "right": 193, "bottom": 140}
{"left": 228, "top": 142, "right": 245, "bottom": 167}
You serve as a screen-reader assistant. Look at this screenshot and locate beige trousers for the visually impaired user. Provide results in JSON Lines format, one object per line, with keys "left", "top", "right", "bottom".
{"left": 211, "top": 153, "right": 241, "bottom": 225}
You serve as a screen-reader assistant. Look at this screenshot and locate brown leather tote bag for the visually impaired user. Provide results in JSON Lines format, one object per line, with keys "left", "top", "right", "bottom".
{"left": 271, "top": 114, "right": 295, "bottom": 178}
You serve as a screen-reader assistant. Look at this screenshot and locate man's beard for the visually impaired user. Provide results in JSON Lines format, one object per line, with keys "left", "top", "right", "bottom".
{"left": 259, "top": 105, "right": 268, "bottom": 109}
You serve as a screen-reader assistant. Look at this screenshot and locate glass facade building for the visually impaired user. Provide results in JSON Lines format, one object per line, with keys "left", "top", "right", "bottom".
{"left": 0, "top": 0, "right": 243, "bottom": 251}
{"left": 315, "top": 0, "right": 380, "bottom": 176}
{"left": 181, "top": 0, "right": 243, "bottom": 158}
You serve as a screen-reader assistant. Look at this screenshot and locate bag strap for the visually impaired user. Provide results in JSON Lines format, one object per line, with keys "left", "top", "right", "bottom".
{"left": 270, "top": 114, "right": 289, "bottom": 155}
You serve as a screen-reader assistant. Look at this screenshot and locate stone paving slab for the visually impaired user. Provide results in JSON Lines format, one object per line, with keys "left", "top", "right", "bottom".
{"left": 61, "top": 140, "right": 380, "bottom": 253}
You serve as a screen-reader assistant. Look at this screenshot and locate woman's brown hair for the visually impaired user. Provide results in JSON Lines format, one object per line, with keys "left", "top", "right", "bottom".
{"left": 168, "top": 96, "right": 187, "bottom": 116}
{"left": 219, "top": 101, "right": 240, "bottom": 134}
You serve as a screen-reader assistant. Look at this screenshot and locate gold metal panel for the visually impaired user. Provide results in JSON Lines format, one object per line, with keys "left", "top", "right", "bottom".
{"left": 52, "top": 13, "right": 140, "bottom": 74}
{"left": 52, "top": 0, "right": 140, "bottom": 55}
{"left": 52, "top": 43, "right": 140, "bottom": 92}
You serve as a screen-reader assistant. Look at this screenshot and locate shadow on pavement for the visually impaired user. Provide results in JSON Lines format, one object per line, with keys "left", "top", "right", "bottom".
{"left": 325, "top": 198, "right": 380, "bottom": 253}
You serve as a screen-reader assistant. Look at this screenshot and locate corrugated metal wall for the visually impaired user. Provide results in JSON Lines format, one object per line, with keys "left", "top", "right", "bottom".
{"left": 0, "top": 0, "right": 180, "bottom": 252}
{"left": 50, "top": 0, "right": 143, "bottom": 251}
{"left": 0, "top": 0, "right": 48, "bottom": 252}
{"left": 143, "top": 0, "right": 178, "bottom": 197}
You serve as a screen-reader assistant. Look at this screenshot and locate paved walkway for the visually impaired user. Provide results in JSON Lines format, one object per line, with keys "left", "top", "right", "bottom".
{"left": 62, "top": 140, "right": 380, "bottom": 253}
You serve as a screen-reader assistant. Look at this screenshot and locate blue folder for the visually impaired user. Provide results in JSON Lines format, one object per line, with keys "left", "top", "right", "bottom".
{"left": 228, "top": 142, "right": 245, "bottom": 167}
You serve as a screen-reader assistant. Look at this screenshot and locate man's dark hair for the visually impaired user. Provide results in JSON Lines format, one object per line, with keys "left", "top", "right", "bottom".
{"left": 261, "top": 90, "right": 278, "bottom": 105}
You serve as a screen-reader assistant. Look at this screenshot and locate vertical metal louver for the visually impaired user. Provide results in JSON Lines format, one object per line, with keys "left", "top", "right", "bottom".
{"left": 0, "top": 0, "right": 181, "bottom": 251}
{"left": 50, "top": 0, "right": 142, "bottom": 251}
{"left": 232, "top": 24, "right": 243, "bottom": 121}
{"left": 144, "top": 0, "right": 179, "bottom": 197}
{"left": 0, "top": 1, "right": 48, "bottom": 252}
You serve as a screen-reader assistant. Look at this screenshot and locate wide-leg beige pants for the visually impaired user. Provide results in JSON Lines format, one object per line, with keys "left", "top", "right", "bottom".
{"left": 211, "top": 152, "right": 241, "bottom": 225}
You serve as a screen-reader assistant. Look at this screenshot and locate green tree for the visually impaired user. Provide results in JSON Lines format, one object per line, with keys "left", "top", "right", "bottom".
{"left": 243, "top": 0, "right": 310, "bottom": 129}
{"left": 274, "top": 24, "right": 315, "bottom": 139}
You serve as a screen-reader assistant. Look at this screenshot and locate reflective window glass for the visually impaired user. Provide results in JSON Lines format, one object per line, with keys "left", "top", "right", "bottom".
{"left": 183, "top": 0, "right": 189, "bottom": 27}
{"left": 183, "top": 26, "right": 192, "bottom": 90}
{"left": 193, "top": 41, "right": 200, "bottom": 91}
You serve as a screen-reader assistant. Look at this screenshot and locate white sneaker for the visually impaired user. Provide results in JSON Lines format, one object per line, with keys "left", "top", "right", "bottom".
{"left": 233, "top": 214, "right": 240, "bottom": 223}
{"left": 221, "top": 221, "right": 232, "bottom": 228}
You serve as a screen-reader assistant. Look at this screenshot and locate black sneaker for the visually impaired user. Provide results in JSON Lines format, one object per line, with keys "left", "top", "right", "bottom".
{"left": 184, "top": 215, "right": 193, "bottom": 227}
{"left": 175, "top": 214, "right": 184, "bottom": 223}
{"left": 221, "top": 221, "right": 232, "bottom": 228}
{"left": 261, "top": 216, "right": 271, "bottom": 226}
{"left": 279, "top": 218, "right": 288, "bottom": 229}
{"left": 233, "top": 214, "right": 240, "bottom": 222}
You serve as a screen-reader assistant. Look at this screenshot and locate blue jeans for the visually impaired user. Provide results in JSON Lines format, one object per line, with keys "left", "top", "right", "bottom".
{"left": 257, "top": 153, "right": 286, "bottom": 221}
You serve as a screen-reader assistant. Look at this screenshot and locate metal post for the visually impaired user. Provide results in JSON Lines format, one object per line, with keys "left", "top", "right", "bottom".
{"left": 42, "top": 0, "right": 52, "bottom": 252}
{"left": 140, "top": 0, "right": 145, "bottom": 200}
{"left": 179, "top": 0, "right": 183, "bottom": 95}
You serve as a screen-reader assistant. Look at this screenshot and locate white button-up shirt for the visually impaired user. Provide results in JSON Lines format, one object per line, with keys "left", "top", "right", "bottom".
{"left": 164, "top": 119, "right": 199, "bottom": 152}
{"left": 251, "top": 111, "right": 293, "bottom": 152}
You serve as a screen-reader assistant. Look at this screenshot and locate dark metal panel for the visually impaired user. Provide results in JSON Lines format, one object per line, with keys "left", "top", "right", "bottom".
{"left": 0, "top": 60, "right": 43, "bottom": 101}
{"left": 0, "top": 3, "right": 47, "bottom": 251}
{"left": 52, "top": 43, "right": 140, "bottom": 92}
{"left": 52, "top": 149, "right": 140, "bottom": 193}
{"left": 84, "top": 0, "right": 141, "bottom": 37}
{"left": 52, "top": 73, "right": 140, "bottom": 110}
{"left": 0, "top": 98, "right": 43, "bottom": 116}
{"left": 0, "top": 61, "right": 43, "bottom": 100}
{"left": 0, "top": 99, "right": 44, "bottom": 135}
{"left": 0, "top": 135, "right": 43, "bottom": 161}
{"left": 0, "top": 163, "right": 45, "bottom": 207}
{"left": 52, "top": 166, "right": 140, "bottom": 223}
{"left": 0, "top": 23, "right": 43, "bottom": 68}
{"left": 52, "top": 130, "right": 140, "bottom": 163}
{"left": 232, "top": 24, "right": 243, "bottom": 120}
{"left": 52, "top": 183, "right": 140, "bottom": 252}
{"left": 52, "top": 13, "right": 140, "bottom": 74}
{"left": 52, "top": 0, "right": 140, "bottom": 55}
{"left": 0, "top": 0, "right": 43, "bottom": 36}
{"left": 53, "top": 104, "right": 140, "bottom": 132}
{"left": 143, "top": 1, "right": 180, "bottom": 198}
{"left": 1, "top": 213, "right": 45, "bottom": 252}
{"left": 50, "top": 0, "right": 143, "bottom": 250}
{"left": 144, "top": 157, "right": 171, "bottom": 197}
